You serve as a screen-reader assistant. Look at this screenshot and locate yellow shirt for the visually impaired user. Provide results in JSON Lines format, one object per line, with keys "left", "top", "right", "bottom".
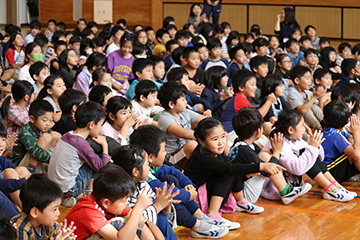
{"left": 152, "top": 44, "right": 166, "bottom": 58}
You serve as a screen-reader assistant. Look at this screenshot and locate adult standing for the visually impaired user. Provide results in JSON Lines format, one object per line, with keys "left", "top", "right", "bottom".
{"left": 203, "top": 0, "right": 222, "bottom": 27}
{"left": 274, "top": 7, "right": 300, "bottom": 48}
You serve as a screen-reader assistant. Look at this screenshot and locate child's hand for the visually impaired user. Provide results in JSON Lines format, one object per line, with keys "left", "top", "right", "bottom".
{"left": 185, "top": 184, "right": 198, "bottom": 201}
{"left": 270, "top": 132, "right": 284, "bottom": 155}
{"left": 154, "top": 182, "right": 181, "bottom": 212}
{"left": 307, "top": 130, "right": 325, "bottom": 148}
{"left": 260, "top": 162, "right": 286, "bottom": 175}
{"left": 6, "top": 133, "right": 18, "bottom": 150}
{"left": 313, "top": 86, "right": 326, "bottom": 99}
{"left": 267, "top": 93, "right": 277, "bottom": 103}
{"left": 190, "top": 83, "right": 204, "bottom": 96}
{"left": 136, "top": 184, "right": 153, "bottom": 211}
{"left": 203, "top": 109, "right": 212, "bottom": 117}
{"left": 220, "top": 88, "right": 233, "bottom": 100}
{"left": 92, "top": 135, "right": 108, "bottom": 147}
{"left": 347, "top": 114, "right": 360, "bottom": 135}
{"left": 123, "top": 112, "right": 140, "bottom": 129}
{"left": 56, "top": 219, "right": 77, "bottom": 240}
{"left": 134, "top": 118, "right": 149, "bottom": 129}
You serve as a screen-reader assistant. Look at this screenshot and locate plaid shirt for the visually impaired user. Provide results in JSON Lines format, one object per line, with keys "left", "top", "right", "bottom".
{"left": 11, "top": 212, "right": 57, "bottom": 240}
{"left": 5, "top": 105, "right": 30, "bottom": 135}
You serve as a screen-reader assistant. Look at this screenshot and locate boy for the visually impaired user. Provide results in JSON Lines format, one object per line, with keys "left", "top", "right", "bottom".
{"left": 164, "top": 40, "right": 179, "bottom": 72}
{"left": 304, "top": 25, "right": 320, "bottom": 49}
{"left": 299, "top": 36, "right": 312, "bottom": 51}
{"left": 52, "top": 89, "right": 86, "bottom": 135}
{"left": 50, "top": 40, "right": 67, "bottom": 74}
{"left": 249, "top": 55, "right": 269, "bottom": 108}
{"left": 239, "top": 42, "right": 254, "bottom": 70}
{"left": 34, "top": 33, "right": 55, "bottom": 65}
{"left": 56, "top": 22, "right": 66, "bottom": 32}
{"left": 130, "top": 125, "right": 230, "bottom": 238}
{"left": 303, "top": 48, "right": 322, "bottom": 75}
{"left": 335, "top": 58, "right": 360, "bottom": 87}
{"left": 69, "top": 35, "right": 82, "bottom": 56}
{"left": 45, "top": 19, "right": 57, "bottom": 43}
{"left": 157, "top": 82, "right": 205, "bottom": 166}
{"left": 336, "top": 42, "right": 352, "bottom": 66}
{"left": 131, "top": 80, "right": 164, "bottom": 127}
{"left": 319, "top": 37, "right": 330, "bottom": 50}
{"left": 29, "top": 61, "right": 49, "bottom": 95}
{"left": 175, "top": 30, "right": 192, "bottom": 48}
{"left": 145, "top": 27, "right": 156, "bottom": 51}
{"left": 194, "top": 43, "right": 209, "bottom": 65}
{"left": 126, "top": 58, "right": 162, "bottom": 100}
{"left": 201, "top": 37, "right": 228, "bottom": 71}
{"left": 24, "top": 20, "right": 41, "bottom": 46}
{"left": 48, "top": 101, "right": 111, "bottom": 207}
{"left": 11, "top": 174, "right": 76, "bottom": 240}
{"left": 166, "top": 24, "right": 178, "bottom": 40}
{"left": 285, "top": 38, "right": 304, "bottom": 69}
{"left": 228, "top": 46, "right": 247, "bottom": 78}
{"left": 65, "top": 164, "right": 160, "bottom": 240}
{"left": 106, "top": 25, "right": 125, "bottom": 56}
{"left": 10, "top": 100, "right": 61, "bottom": 174}
{"left": 352, "top": 44, "right": 360, "bottom": 66}
{"left": 182, "top": 47, "right": 204, "bottom": 84}
{"left": 149, "top": 55, "right": 166, "bottom": 84}
{"left": 314, "top": 68, "right": 332, "bottom": 109}
{"left": 252, "top": 37, "right": 269, "bottom": 57}
{"left": 153, "top": 29, "right": 170, "bottom": 58}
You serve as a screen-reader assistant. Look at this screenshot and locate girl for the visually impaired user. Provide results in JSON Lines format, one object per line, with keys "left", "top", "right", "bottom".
{"left": 183, "top": 23, "right": 195, "bottom": 36}
{"left": 5, "top": 33, "right": 25, "bottom": 79}
{"left": 290, "top": 28, "right": 302, "bottom": 42}
{"left": 201, "top": 66, "right": 233, "bottom": 119}
{"left": 225, "top": 31, "right": 240, "bottom": 54}
{"left": 268, "top": 36, "right": 283, "bottom": 59}
{"left": 132, "top": 42, "right": 147, "bottom": 59}
{"left": 18, "top": 42, "right": 42, "bottom": 84}
{"left": 319, "top": 46, "right": 343, "bottom": 81}
{"left": 73, "top": 52, "right": 107, "bottom": 95}
{"left": 37, "top": 74, "right": 66, "bottom": 122}
{"left": 188, "top": 4, "right": 208, "bottom": 35}
{"left": 260, "top": 74, "right": 290, "bottom": 123}
{"left": 260, "top": 110, "right": 355, "bottom": 202}
{"left": 275, "top": 53, "right": 294, "bottom": 98}
{"left": 184, "top": 118, "right": 285, "bottom": 228}
{"left": 57, "top": 49, "right": 79, "bottom": 88}
{"left": 91, "top": 68, "right": 118, "bottom": 96}
{"left": 107, "top": 33, "right": 135, "bottom": 96}
{"left": 135, "top": 30, "right": 152, "bottom": 57}
{"left": 1, "top": 81, "right": 34, "bottom": 135}
{"left": 314, "top": 68, "right": 332, "bottom": 110}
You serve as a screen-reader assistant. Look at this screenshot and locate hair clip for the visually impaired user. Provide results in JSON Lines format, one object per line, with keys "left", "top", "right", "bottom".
{"left": 273, "top": 120, "right": 279, "bottom": 128}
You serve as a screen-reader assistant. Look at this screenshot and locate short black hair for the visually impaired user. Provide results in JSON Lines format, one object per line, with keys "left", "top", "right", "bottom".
{"left": 285, "top": 38, "right": 299, "bottom": 50}
{"left": 260, "top": 73, "right": 284, "bottom": 99}
{"left": 233, "top": 107, "right": 263, "bottom": 140}
{"left": 270, "top": 109, "right": 303, "bottom": 138}
{"left": 304, "top": 48, "right": 318, "bottom": 58}
{"left": 229, "top": 46, "right": 244, "bottom": 60}
{"left": 250, "top": 55, "right": 268, "bottom": 72}
{"left": 163, "top": 16, "right": 175, "bottom": 28}
{"left": 253, "top": 37, "right": 268, "bottom": 49}
{"left": 304, "top": 25, "right": 316, "bottom": 34}
{"left": 29, "top": 61, "right": 48, "bottom": 80}
{"left": 175, "top": 30, "right": 190, "bottom": 40}
{"left": 77, "top": 18, "right": 87, "bottom": 25}
{"left": 92, "top": 68, "right": 110, "bottom": 85}
{"left": 34, "top": 33, "right": 49, "bottom": 48}
{"left": 110, "top": 25, "right": 125, "bottom": 37}
{"left": 352, "top": 44, "right": 360, "bottom": 55}
{"left": 86, "top": 52, "right": 107, "bottom": 70}
{"left": 166, "top": 67, "right": 188, "bottom": 83}
{"left": 206, "top": 37, "right": 222, "bottom": 51}
{"left": 91, "top": 36, "right": 105, "bottom": 48}
{"left": 92, "top": 164, "right": 135, "bottom": 204}
{"left": 156, "top": 29, "right": 169, "bottom": 42}
{"left": 0, "top": 214, "right": 16, "bottom": 240}
{"left": 145, "top": 27, "right": 154, "bottom": 33}
{"left": 58, "top": 89, "right": 86, "bottom": 115}
{"left": 338, "top": 42, "right": 352, "bottom": 54}
{"left": 341, "top": 58, "right": 357, "bottom": 76}
{"left": 331, "top": 85, "right": 354, "bottom": 103}
{"left": 88, "top": 85, "right": 112, "bottom": 106}
{"left": 158, "top": 81, "right": 188, "bottom": 110}
{"left": 56, "top": 22, "right": 66, "bottom": 31}
{"left": 165, "top": 39, "right": 178, "bottom": 52}
{"left": 204, "top": 66, "right": 227, "bottom": 90}
{"left": 289, "top": 66, "right": 311, "bottom": 82}
{"left": 171, "top": 47, "right": 184, "bottom": 65}
{"left": 117, "top": 18, "right": 126, "bottom": 26}
{"left": 51, "top": 30, "right": 65, "bottom": 44}
{"left": 20, "top": 174, "right": 63, "bottom": 215}
{"left": 149, "top": 55, "right": 165, "bottom": 67}
{"left": 132, "top": 42, "right": 146, "bottom": 56}
{"left": 232, "top": 70, "right": 256, "bottom": 93}
{"left": 299, "top": 36, "right": 311, "bottom": 44}
{"left": 75, "top": 101, "right": 105, "bottom": 128}
{"left": 134, "top": 80, "right": 158, "bottom": 101}
{"left": 105, "top": 96, "right": 132, "bottom": 124}
{"left": 69, "top": 35, "right": 81, "bottom": 44}
{"left": 214, "top": 25, "right": 224, "bottom": 34}
{"left": 80, "top": 28, "right": 94, "bottom": 39}
{"left": 0, "top": 123, "right": 7, "bottom": 138}
{"left": 239, "top": 42, "right": 254, "bottom": 54}
{"left": 48, "top": 19, "right": 56, "bottom": 25}
{"left": 87, "top": 21, "right": 98, "bottom": 29}
{"left": 99, "top": 30, "right": 111, "bottom": 41}
{"left": 313, "top": 68, "right": 331, "bottom": 82}
{"left": 130, "top": 125, "right": 167, "bottom": 157}
{"left": 29, "top": 20, "right": 41, "bottom": 30}
{"left": 29, "top": 100, "right": 54, "bottom": 120}
{"left": 112, "top": 145, "right": 146, "bottom": 177}
{"left": 319, "top": 37, "right": 330, "bottom": 45}
{"left": 250, "top": 28, "right": 260, "bottom": 37}
{"left": 80, "top": 38, "right": 92, "bottom": 55}
{"left": 323, "top": 100, "right": 351, "bottom": 129}
{"left": 182, "top": 47, "right": 198, "bottom": 59}
{"left": 53, "top": 40, "right": 67, "bottom": 52}
{"left": 132, "top": 58, "right": 154, "bottom": 78}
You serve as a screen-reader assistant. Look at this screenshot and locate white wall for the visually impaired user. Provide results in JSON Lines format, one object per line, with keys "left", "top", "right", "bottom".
{"left": 18, "top": 0, "right": 28, "bottom": 25}
{"left": 0, "top": 0, "right": 6, "bottom": 24}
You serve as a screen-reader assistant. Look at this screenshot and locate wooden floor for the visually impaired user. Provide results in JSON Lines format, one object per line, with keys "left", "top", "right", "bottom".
{"left": 59, "top": 179, "right": 360, "bottom": 239}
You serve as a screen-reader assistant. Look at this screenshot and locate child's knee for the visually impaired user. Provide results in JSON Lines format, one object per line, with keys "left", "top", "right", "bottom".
{"left": 15, "top": 166, "right": 30, "bottom": 179}
{"left": 2, "top": 168, "right": 19, "bottom": 179}
{"left": 50, "top": 131, "right": 61, "bottom": 142}
{"left": 38, "top": 132, "right": 53, "bottom": 143}
{"left": 183, "top": 140, "right": 197, "bottom": 157}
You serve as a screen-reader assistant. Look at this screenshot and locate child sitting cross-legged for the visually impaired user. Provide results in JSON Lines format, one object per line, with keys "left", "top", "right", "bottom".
{"left": 10, "top": 100, "right": 61, "bottom": 174}
{"left": 65, "top": 164, "right": 163, "bottom": 240}
{"left": 48, "top": 101, "right": 111, "bottom": 207}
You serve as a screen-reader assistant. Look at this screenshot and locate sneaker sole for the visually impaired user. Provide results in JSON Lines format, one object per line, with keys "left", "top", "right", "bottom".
{"left": 190, "top": 227, "right": 229, "bottom": 239}
{"left": 236, "top": 205, "right": 264, "bottom": 214}
{"left": 323, "top": 192, "right": 354, "bottom": 202}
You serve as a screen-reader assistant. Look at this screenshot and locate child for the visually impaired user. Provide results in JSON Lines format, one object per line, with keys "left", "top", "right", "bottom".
{"left": 249, "top": 55, "right": 269, "bottom": 96}
{"left": 286, "top": 66, "right": 325, "bottom": 129}
{"left": 131, "top": 80, "right": 164, "bottom": 127}
{"left": 195, "top": 43, "right": 209, "bottom": 64}
{"left": 29, "top": 61, "right": 50, "bottom": 95}
{"left": 274, "top": 54, "right": 293, "bottom": 98}
{"left": 253, "top": 37, "right": 269, "bottom": 57}
{"left": 304, "top": 25, "right": 320, "bottom": 49}
{"left": 319, "top": 37, "right": 330, "bottom": 50}
{"left": 65, "top": 164, "right": 161, "bottom": 239}
{"left": 319, "top": 46, "right": 342, "bottom": 81}
{"left": 153, "top": 29, "right": 170, "bottom": 58}
{"left": 164, "top": 40, "right": 179, "bottom": 72}
{"left": 91, "top": 68, "right": 118, "bottom": 96}
{"left": 11, "top": 174, "right": 76, "bottom": 240}
{"left": 48, "top": 101, "right": 111, "bottom": 207}
{"left": 157, "top": 81, "right": 205, "bottom": 165}
{"left": 225, "top": 31, "right": 240, "bottom": 56}
{"left": 268, "top": 35, "right": 283, "bottom": 58}
{"left": 145, "top": 27, "right": 156, "bottom": 52}
{"left": 182, "top": 47, "right": 204, "bottom": 85}
{"left": 45, "top": 19, "right": 57, "bottom": 42}
{"left": 299, "top": 36, "right": 312, "bottom": 51}
{"left": 166, "top": 24, "right": 177, "bottom": 40}
{"left": 175, "top": 30, "right": 191, "bottom": 48}
{"left": 37, "top": 75, "right": 66, "bottom": 123}
{"left": 303, "top": 48, "right": 322, "bottom": 76}
{"left": 290, "top": 28, "right": 301, "bottom": 42}
{"left": 201, "top": 37, "right": 228, "bottom": 71}
{"left": 135, "top": 30, "right": 152, "bottom": 57}
{"left": 10, "top": 100, "right": 61, "bottom": 173}
{"left": 5, "top": 33, "right": 25, "bottom": 79}
{"left": 91, "top": 36, "right": 106, "bottom": 54}
{"left": 262, "top": 109, "right": 355, "bottom": 202}
{"left": 73, "top": 18, "right": 87, "bottom": 36}
{"left": 1, "top": 81, "right": 34, "bottom": 135}
{"left": 130, "top": 126, "right": 230, "bottom": 238}
{"left": 34, "top": 33, "right": 56, "bottom": 65}
{"left": 52, "top": 89, "right": 86, "bottom": 135}
{"left": 335, "top": 58, "right": 360, "bottom": 87}
{"left": 201, "top": 66, "right": 233, "bottom": 119}
{"left": 149, "top": 55, "right": 166, "bottom": 84}
{"left": 50, "top": 40, "right": 67, "bottom": 74}
{"left": 18, "top": 42, "right": 42, "bottom": 84}
{"left": 107, "top": 33, "right": 135, "bottom": 95}
{"left": 285, "top": 38, "right": 304, "bottom": 69}
{"left": 0, "top": 214, "right": 16, "bottom": 239}
{"left": 23, "top": 20, "right": 41, "bottom": 46}
{"left": 239, "top": 42, "right": 254, "bottom": 70}
{"left": 314, "top": 68, "right": 332, "bottom": 109}
{"left": 57, "top": 49, "right": 79, "bottom": 88}
{"left": 106, "top": 25, "right": 125, "bottom": 56}
{"left": 336, "top": 42, "right": 352, "bottom": 67}
{"left": 228, "top": 46, "right": 247, "bottom": 78}
{"left": 259, "top": 74, "right": 290, "bottom": 123}
{"left": 73, "top": 52, "right": 107, "bottom": 95}
{"left": 88, "top": 85, "right": 113, "bottom": 109}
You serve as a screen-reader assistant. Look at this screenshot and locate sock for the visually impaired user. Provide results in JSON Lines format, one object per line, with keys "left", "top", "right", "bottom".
{"left": 237, "top": 198, "right": 249, "bottom": 205}
{"left": 194, "top": 220, "right": 212, "bottom": 232}
{"left": 280, "top": 184, "right": 294, "bottom": 196}
{"left": 324, "top": 181, "right": 337, "bottom": 192}
{"left": 207, "top": 213, "right": 222, "bottom": 221}
{"left": 197, "top": 214, "right": 216, "bottom": 222}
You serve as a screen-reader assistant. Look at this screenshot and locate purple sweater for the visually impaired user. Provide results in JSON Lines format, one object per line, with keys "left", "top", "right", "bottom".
{"left": 107, "top": 51, "right": 135, "bottom": 85}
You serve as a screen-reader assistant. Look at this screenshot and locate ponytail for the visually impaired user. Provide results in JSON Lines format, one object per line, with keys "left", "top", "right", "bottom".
{"left": 269, "top": 109, "right": 302, "bottom": 139}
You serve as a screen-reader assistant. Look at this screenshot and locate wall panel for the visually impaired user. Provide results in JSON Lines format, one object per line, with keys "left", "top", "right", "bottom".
{"left": 343, "top": 8, "right": 360, "bottom": 39}
{"left": 163, "top": 3, "right": 193, "bottom": 29}
{"left": 248, "top": 5, "right": 286, "bottom": 35}
{"left": 113, "top": 0, "right": 151, "bottom": 27}
{"left": 219, "top": 5, "right": 247, "bottom": 33}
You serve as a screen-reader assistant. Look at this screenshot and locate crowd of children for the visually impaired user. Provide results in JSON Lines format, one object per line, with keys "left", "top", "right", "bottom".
{"left": 1, "top": 4, "right": 360, "bottom": 239}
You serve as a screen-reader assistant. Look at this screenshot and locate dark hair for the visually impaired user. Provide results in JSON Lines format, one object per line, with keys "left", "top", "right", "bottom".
{"left": 260, "top": 74, "right": 284, "bottom": 99}
{"left": 194, "top": 117, "right": 223, "bottom": 141}
{"left": 20, "top": 174, "right": 63, "bottom": 215}
{"left": 171, "top": 47, "right": 184, "bottom": 65}
{"left": 319, "top": 46, "right": 337, "bottom": 68}
{"left": 133, "top": 24, "right": 143, "bottom": 33}
{"left": 29, "top": 100, "right": 54, "bottom": 119}
{"left": 92, "top": 68, "right": 111, "bottom": 85}
{"left": 81, "top": 29, "right": 95, "bottom": 39}
{"left": 239, "top": 42, "right": 254, "bottom": 54}
{"left": 132, "top": 42, "right": 146, "bottom": 56}
{"left": 284, "top": 38, "right": 299, "bottom": 50}
{"left": 103, "top": 22, "right": 113, "bottom": 33}
{"left": 299, "top": 36, "right": 311, "bottom": 44}
{"left": 204, "top": 66, "right": 227, "bottom": 90}
{"left": 206, "top": 37, "right": 222, "bottom": 51}
{"left": 165, "top": 39, "right": 178, "bottom": 52}
{"left": 166, "top": 24, "right": 177, "bottom": 32}
{"left": 182, "top": 47, "right": 198, "bottom": 59}
{"left": 75, "top": 101, "right": 105, "bottom": 128}
{"left": 37, "top": 74, "right": 65, "bottom": 100}
{"left": 289, "top": 66, "right": 311, "bottom": 82}
{"left": 59, "top": 48, "right": 76, "bottom": 67}
{"left": 135, "top": 29, "right": 146, "bottom": 43}
{"left": 331, "top": 85, "right": 354, "bottom": 103}
{"left": 105, "top": 96, "right": 132, "bottom": 124}
{"left": 270, "top": 109, "right": 303, "bottom": 138}
{"left": 69, "top": 35, "right": 81, "bottom": 45}
{"left": 304, "top": 25, "right": 316, "bottom": 34}
{"left": 192, "top": 36, "right": 204, "bottom": 46}
{"left": 130, "top": 125, "right": 167, "bottom": 156}
{"left": 226, "top": 31, "right": 240, "bottom": 52}
{"left": 112, "top": 145, "right": 146, "bottom": 177}
{"left": 87, "top": 21, "right": 98, "bottom": 29}
{"left": 166, "top": 68, "right": 188, "bottom": 83}
{"left": 135, "top": 80, "right": 158, "bottom": 101}
{"left": 341, "top": 58, "right": 357, "bottom": 76}
{"left": 163, "top": 16, "right": 175, "bottom": 28}
{"left": 313, "top": 68, "right": 331, "bottom": 82}
{"left": 110, "top": 25, "right": 125, "bottom": 37}
{"left": 267, "top": 56, "right": 275, "bottom": 74}
{"left": 175, "top": 30, "right": 190, "bottom": 40}
{"left": 0, "top": 214, "right": 16, "bottom": 240}
{"left": 244, "top": 33, "right": 255, "bottom": 42}
{"left": 323, "top": 100, "right": 351, "bottom": 129}
{"left": 9, "top": 33, "right": 22, "bottom": 49}
{"left": 120, "top": 33, "right": 134, "bottom": 48}
{"left": 88, "top": 85, "right": 112, "bottom": 107}
{"left": 229, "top": 46, "right": 244, "bottom": 61}
{"left": 338, "top": 42, "right": 352, "bottom": 54}
{"left": 214, "top": 25, "right": 224, "bottom": 34}
{"left": 156, "top": 29, "right": 169, "bottom": 42}
{"left": 77, "top": 18, "right": 87, "bottom": 25}
{"left": 221, "top": 21, "right": 231, "bottom": 30}
{"left": 283, "top": 7, "right": 298, "bottom": 27}
{"left": 58, "top": 89, "right": 86, "bottom": 115}
{"left": 99, "top": 30, "right": 112, "bottom": 41}
{"left": 91, "top": 36, "right": 105, "bottom": 48}
{"left": 34, "top": 33, "right": 49, "bottom": 48}
{"left": 183, "top": 23, "right": 194, "bottom": 32}
{"left": 189, "top": 3, "right": 202, "bottom": 18}
{"left": 79, "top": 37, "right": 92, "bottom": 56}
{"left": 117, "top": 19, "right": 126, "bottom": 26}
{"left": 145, "top": 27, "right": 154, "bottom": 33}
{"left": 199, "top": 22, "right": 214, "bottom": 40}
{"left": 253, "top": 37, "right": 268, "bottom": 49}
{"left": 53, "top": 40, "right": 67, "bottom": 53}
{"left": 30, "top": 20, "right": 41, "bottom": 30}
{"left": 132, "top": 58, "right": 154, "bottom": 78}
{"left": 319, "top": 37, "right": 330, "bottom": 45}
{"left": 352, "top": 44, "right": 360, "bottom": 55}
{"left": 24, "top": 42, "right": 40, "bottom": 63}
{"left": 250, "top": 28, "right": 260, "bottom": 37}
{"left": 303, "top": 48, "right": 318, "bottom": 58}
{"left": 56, "top": 22, "right": 66, "bottom": 31}
{"left": 51, "top": 30, "right": 65, "bottom": 44}
{"left": 1, "top": 81, "right": 34, "bottom": 120}
{"left": 276, "top": 53, "right": 290, "bottom": 65}
{"left": 250, "top": 55, "right": 268, "bottom": 72}
{"left": 158, "top": 81, "right": 188, "bottom": 110}
{"left": 86, "top": 52, "right": 107, "bottom": 70}
{"left": 92, "top": 164, "right": 135, "bottom": 204}
{"left": 232, "top": 107, "right": 263, "bottom": 140}
{"left": 149, "top": 55, "right": 165, "bottom": 67}
{"left": 232, "top": 70, "right": 256, "bottom": 93}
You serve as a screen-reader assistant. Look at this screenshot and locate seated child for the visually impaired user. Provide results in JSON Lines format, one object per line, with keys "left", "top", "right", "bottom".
{"left": 164, "top": 40, "right": 179, "bottom": 72}
{"left": 52, "top": 89, "right": 86, "bottom": 135}
{"left": 335, "top": 42, "right": 352, "bottom": 67}
{"left": 91, "top": 68, "right": 119, "bottom": 96}
{"left": 249, "top": 55, "right": 269, "bottom": 107}
{"left": 182, "top": 47, "right": 204, "bottom": 87}
{"left": 314, "top": 68, "right": 332, "bottom": 110}
{"left": 163, "top": 47, "right": 184, "bottom": 82}
{"left": 157, "top": 82, "right": 206, "bottom": 166}
{"left": 268, "top": 35, "right": 283, "bottom": 59}
{"left": 50, "top": 41, "right": 67, "bottom": 74}
{"left": 285, "top": 38, "right": 304, "bottom": 69}
{"left": 149, "top": 55, "right": 166, "bottom": 84}
{"left": 130, "top": 125, "right": 230, "bottom": 238}
{"left": 145, "top": 27, "right": 156, "bottom": 52}
{"left": 286, "top": 66, "right": 325, "bottom": 129}
{"left": 228, "top": 46, "right": 247, "bottom": 78}
{"left": 335, "top": 58, "right": 360, "bottom": 87}
{"left": 175, "top": 30, "right": 192, "bottom": 48}
{"left": 299, "top": 36, "right": 312, "bottom": 52}
{"left": 0, "top": 213, "right": 16, "bottom": 239}
{"left": 106, "top": 26, "right": 125, "bottom": 56}
{"left": 304, "top": 25, "right": 320, "bottom": 49}
{"left": 319, "top": 37, "right": 330, "bottom": 50}
{"left": 352, "top": 44, "right": 360, "bottom": 66}
{"left": 153, "top": 29, "right": 170, "bottom": 58}
{"left": 303, "top": 48, "right": 322, "bottom": 76}
{"left": 48, "top": 101, "right": 111, "bottom": 207}
{"left": 88, "top": 85, "right": 114, "bottom": 109}
{"left": 194, "top": 43, "right": 209, "bottom": 68}
{"left": 201, "top": 37, "right": 229, "bottom": 71}
{"left": 29, "top": 61, "right": 49, "bottom": 96}
{"left": 252, "top": 37, "right": 269, "bottom": 57}
{"left": 65, "top": 164, "right": 161, "bottom": 240}
{"left": 11, "top": 174, "right": 76, "bottom": 240}
{"left": 10, "top": 100, "right": 61, "bottom": 174}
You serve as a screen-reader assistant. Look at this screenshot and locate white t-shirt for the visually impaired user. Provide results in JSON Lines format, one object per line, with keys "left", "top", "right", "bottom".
{"left": 18, "top": 64, "right": 35, "bottom": 84}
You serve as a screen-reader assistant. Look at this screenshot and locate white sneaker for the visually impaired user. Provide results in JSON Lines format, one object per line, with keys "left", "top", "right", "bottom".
{"left": 62, "top": 196, "right": 77, "bottom": 208}
{"left": 219, "top": 217, "right": 240, "bottom": 230}
{"left": 236, "top": 202, "right": 264, "bottom": 214}
{"left": 338, "top": 186, "right": 357, "bottom": 197}
{"left": 190, "top": 225, "right": 229, "bottom": 239}
{"left": 281, "top": 183, "right": 312, "bottom": 205}
{"left": 323, "top": 188, "right": 354, "bottom": 202}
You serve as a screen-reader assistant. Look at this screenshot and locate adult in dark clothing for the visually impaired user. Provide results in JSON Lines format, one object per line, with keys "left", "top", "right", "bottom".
{"left": 274, "top": 7, "right": 300, "bottom": 48}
